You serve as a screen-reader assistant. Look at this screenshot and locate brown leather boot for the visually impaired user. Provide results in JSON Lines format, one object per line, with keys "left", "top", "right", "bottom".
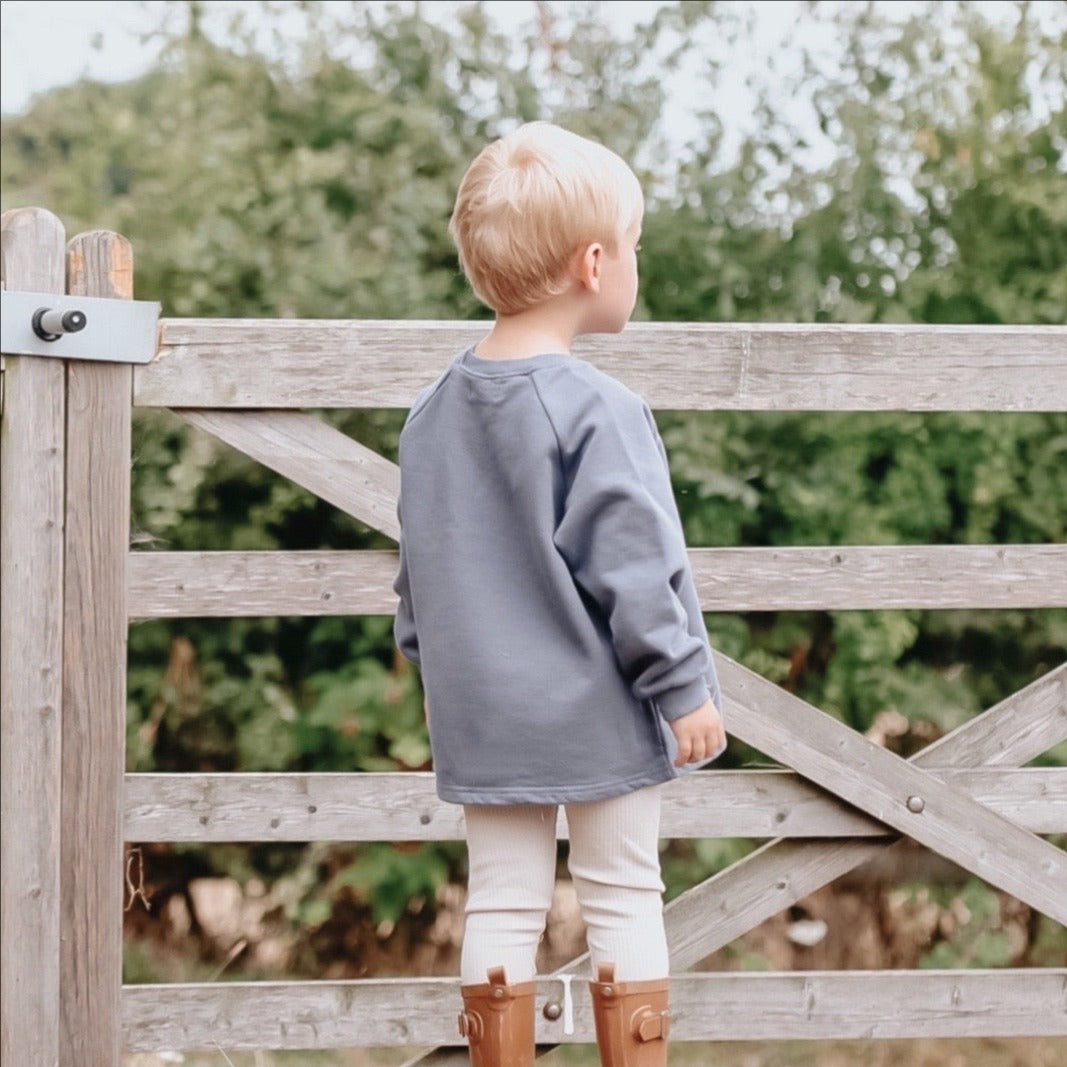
{"left": 589, "top": 962, "right": 671, "bottom": 1067}
{"left": 458, "top": 965, "right": 536, "bottom": 1067}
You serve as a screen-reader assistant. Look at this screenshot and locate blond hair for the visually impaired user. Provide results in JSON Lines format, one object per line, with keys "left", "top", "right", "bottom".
{"left": 448, "top": 122, "right": 644, "bottom": 316}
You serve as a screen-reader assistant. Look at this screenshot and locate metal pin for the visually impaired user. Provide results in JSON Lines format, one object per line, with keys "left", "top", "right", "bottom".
{"left": 32, "top": 307, "right": 87, "bottom": 342}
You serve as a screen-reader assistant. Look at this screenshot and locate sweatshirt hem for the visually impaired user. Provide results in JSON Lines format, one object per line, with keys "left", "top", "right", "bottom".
{"left": 436, "top": 766, "right": 675, "bottom": 806}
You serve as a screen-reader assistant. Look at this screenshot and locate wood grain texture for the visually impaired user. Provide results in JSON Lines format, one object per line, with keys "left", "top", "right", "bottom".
{"left": 180, "top": 410, "right": 400, "bottom": 540}
{"left": 59, "top": 230, "right": 133, "bottom": 1067}
{"left": 126, "top": 543, "right": 1067, "bottom": 618}
{"left": 687, "top": 542, "right": 1067, "bottom": 610}
{"left": 128, "top": 549, "right": 399, "bottom": 618}
{"left": 120, "top": 969, "right": 1067, "bottom": 1051}
{"left": 662, "top": 663, "right": 1067, "bottom": 971}
{"left": 135, "top": 319, "right": 1067, "bottom": 411}
{"left": 123, "top": 766, "right": 1067, "bottom": 842}
{"left": 714, "top": 657, "right": 1067, "bottom": 924}
{"left": 0, "top": 206, "right": 66, "bottom": 1067}
{"left": 124, "top": 672, "right": 1067, "bottom": 1062}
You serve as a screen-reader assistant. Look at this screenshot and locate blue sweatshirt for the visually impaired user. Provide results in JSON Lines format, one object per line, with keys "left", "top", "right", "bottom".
{"left": 393, "top": 345, "right": 725, "bottom": 804}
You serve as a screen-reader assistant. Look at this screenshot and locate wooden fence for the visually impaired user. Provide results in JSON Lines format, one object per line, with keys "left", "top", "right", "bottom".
{"left": 2, "top": 206, "right": 1065, "bottom": 1066}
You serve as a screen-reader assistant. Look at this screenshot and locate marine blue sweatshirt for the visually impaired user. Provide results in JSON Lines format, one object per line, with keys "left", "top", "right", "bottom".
{"left": 393, "top": 345, "right": 725, "bottom": 804}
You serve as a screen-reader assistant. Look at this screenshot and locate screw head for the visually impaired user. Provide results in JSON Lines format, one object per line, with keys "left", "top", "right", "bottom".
{"left": 906, "top": 795, "right": 925, "bottom": 813}
{"left": 543, "top": 1001, "right": 562, "bottom": 1021}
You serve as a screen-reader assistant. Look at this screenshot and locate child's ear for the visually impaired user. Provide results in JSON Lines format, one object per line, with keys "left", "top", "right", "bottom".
{"left": 574, "top": 241, "right": 603, "bottom": 294}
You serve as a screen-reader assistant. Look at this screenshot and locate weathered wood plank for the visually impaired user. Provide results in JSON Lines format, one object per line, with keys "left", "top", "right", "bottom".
{"left": 180, "top": 410, "right": 400, "bottom": 540}
{"left": 123, "top": 767, "right": 1067, "bottom": 842}
{"left": 120, "top": 969, "right": 1067, "bottom": 1050}
{"left": 59, "top": 230, "right": 133, "bottom": 1067}
{"left": 128, "top": 550, "right": 400, "bottom": 618}
{"left": 662, "top": 663, "right": 1067, "bottom": 971}
{"left": 127, "top": 543, "right": 1067, "bottom": 618}
{"left": 0, "top": 205, "right": 66, "bottom": 1067}
{"left": 135, "top": 320, "right": 1067, "bottom": 411}
{"left": 688, "top": 542, "right": 1067, "bottom": 610}
{"left": 715, "top": 657, "right": 1067, "bottom": 924}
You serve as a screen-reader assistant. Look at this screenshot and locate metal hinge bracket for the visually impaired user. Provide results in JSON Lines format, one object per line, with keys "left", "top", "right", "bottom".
{"left": 0, "top": 289, "right": 161, "bottom": 365}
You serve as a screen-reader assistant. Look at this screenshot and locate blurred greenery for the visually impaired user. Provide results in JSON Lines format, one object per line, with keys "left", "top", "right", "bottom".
{"left": 3, "top": 0, "right": 1065, "bottom": 980}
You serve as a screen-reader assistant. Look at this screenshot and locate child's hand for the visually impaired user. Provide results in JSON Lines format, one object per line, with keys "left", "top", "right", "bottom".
{"left": 669, "top": 698, "right": 725, "bottom": 767}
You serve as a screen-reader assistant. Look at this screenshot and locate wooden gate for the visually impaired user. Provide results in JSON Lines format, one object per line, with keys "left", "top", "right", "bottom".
{"left": 3, "top": 207, "right": 1066, "bottom": 1066}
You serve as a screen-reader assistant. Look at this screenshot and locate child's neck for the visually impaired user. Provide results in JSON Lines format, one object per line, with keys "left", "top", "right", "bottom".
{"left": 474, "top": 304, "right": 581, "bottom": 360}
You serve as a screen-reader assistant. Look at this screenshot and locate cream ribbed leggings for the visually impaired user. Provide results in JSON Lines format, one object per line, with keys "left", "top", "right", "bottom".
{"left": 460, "top": 783, "right": 668, "bottom": 985}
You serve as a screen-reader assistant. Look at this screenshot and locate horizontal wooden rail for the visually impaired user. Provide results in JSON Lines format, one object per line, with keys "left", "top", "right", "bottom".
{"left": 121, "top": 969, "right": 1067, "bottom": 1050}
{"left": 127, "top": 543, "right": 1067, "bottom": 618}
{"left": 128, "top": 550, "right": 398, "bottom": 617}
{"left": 134, "top": 320, "right": 1067, "bottom": 410}
{"left": 124, "top": 767, "right": 1067, "bottom": 842}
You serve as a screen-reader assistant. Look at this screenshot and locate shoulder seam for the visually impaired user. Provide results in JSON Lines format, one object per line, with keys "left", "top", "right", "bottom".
{"left": 529, "top": 370, "right": 565, "bottom": 468}
{"left": 402, "top": 366, "right": 453, "bottom": 433}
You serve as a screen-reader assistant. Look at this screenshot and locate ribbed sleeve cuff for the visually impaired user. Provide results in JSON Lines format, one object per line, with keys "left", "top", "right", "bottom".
{"left": 653, "top": 678, "right": 711, "bottom": 722}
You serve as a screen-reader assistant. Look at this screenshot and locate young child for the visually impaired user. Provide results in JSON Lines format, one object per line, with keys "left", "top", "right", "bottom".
{"left": 393, "top": 121, "right": 727, "bottom": 1067}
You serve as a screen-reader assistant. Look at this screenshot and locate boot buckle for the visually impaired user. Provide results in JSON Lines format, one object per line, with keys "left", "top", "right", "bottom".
{"left": 634, "top": 1006, "right": 671, "bottom": 1042}
{"left": 458, "top": 1009, "right": 483, "bottom": 1041}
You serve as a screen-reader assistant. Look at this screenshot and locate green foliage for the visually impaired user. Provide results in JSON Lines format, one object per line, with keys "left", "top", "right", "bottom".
{"left": 663, "top": 405, "right": 1067, "bottom": 746}
{"left": 4, "top": 0, "right": 1065, "bottom": 950}
{"left": 917, "top": 880, "right": 1016, "bottom": 970}
{"left": 275, "top": 837, "right": 458, "bottom": 936}
{"left": 126, "top": 620, "right": 297, "bottom": 772}
{"left": 299, "top": 637, "right": 428, "bottom": 772}
{"left": 661, "top": 837, "right": 760, "bottom": 904}
{"left": 333, "top": 844, "right": 451, "bottom": 925}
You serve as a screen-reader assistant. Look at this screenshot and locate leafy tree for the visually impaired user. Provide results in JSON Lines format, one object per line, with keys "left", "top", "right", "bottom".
{"left": 2, "top": 0, "right": 1063, "bottom": 975}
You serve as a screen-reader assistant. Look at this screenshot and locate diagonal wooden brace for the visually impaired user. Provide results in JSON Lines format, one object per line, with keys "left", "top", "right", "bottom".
{"left": 665, "top": 661, "right": 1067, "bottom": 969}
{"left": 178, "top": 410, "right": 401, "bottom": 540}
{"left": 712, "top": 657, "right": 1067, "bottom": 924}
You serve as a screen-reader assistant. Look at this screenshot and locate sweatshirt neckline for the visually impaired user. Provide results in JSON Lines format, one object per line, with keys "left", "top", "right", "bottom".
{"left": 456, "top": 345, "right": 573, "bottom": 376}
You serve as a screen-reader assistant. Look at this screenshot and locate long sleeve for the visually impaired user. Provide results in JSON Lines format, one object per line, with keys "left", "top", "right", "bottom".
{"left": 547, "top": 380, "right": 713, "bottom": 722}
{"left": 393, "top": 500, "right": 421, "bottom": 666}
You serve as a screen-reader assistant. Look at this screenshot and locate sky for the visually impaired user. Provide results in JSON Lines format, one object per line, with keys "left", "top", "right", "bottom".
{"left": 1, "top": 0, "right": 1051, "bottom": 188}
{"left": 0, "top": 0, "right": 836, "bottom": 172}
{"left": 1, "top": 1, "right": 689, "bottom": 113}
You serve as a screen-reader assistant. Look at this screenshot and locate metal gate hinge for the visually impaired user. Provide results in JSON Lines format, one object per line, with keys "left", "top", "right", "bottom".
{"left": 0, "top": 290, "right": 160, "bottom": 365}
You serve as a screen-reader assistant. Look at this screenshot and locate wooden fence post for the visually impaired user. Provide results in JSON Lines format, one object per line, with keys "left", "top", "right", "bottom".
{"left": 1, "top": 207, "right": 68, "bottom": 1067}
{"left": 60, "top": 230, "right": 134, "bottom": 1066}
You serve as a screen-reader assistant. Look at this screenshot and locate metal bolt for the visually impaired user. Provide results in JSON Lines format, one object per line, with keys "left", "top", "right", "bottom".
{"left": 906, "top": 795, "right": 925, "bottom": 813}
{"left": 493, "top": 987, "right": 505, "bottom": 999}
{"left": 543, "top": 1001, "right": 562, "bottom": 1021}
{"left": 32, "top": 307, "right": 87, "bottom": 342}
